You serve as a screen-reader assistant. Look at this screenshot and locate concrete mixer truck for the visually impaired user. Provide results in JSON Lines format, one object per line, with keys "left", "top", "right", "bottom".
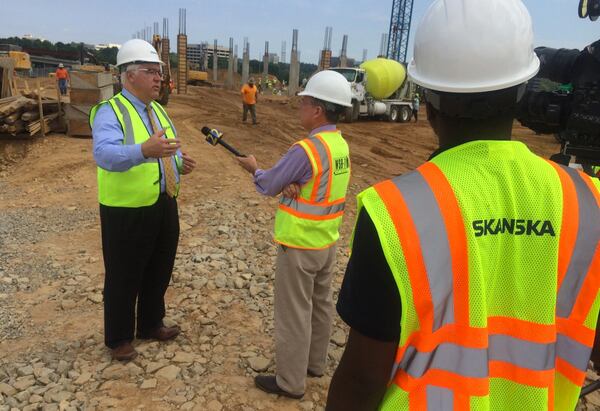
{"left": 329, "top": 58, "right": 417, "bottom": 123}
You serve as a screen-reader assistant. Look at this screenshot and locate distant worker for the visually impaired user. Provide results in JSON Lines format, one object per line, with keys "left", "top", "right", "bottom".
{"left": 301, "top": 78, "right": 308, "bottom": 89}
{"left": 327, "top": 0, "right": 600, "bottom": 410}
{"left": 412, "top": 93, "right": 420, "bottom": 122}
{"left": 237, "top": 70, "right": 353, "bottom": 400}
{"left": 55, "top": 63, "right": 69, "bottom": 96}
{"left": 89, "top": 39, "right": 196, "bottom": 361}
{"left": 241, "top": 77, "right": 259, "bottom": 125}
{"left": 257, "top": 77, "right": 263, "bottom": 93}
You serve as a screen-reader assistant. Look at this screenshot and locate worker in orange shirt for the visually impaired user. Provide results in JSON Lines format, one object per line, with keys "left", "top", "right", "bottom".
{"left": 241, "top": 77, "right": 259, "bottom": 125}
{"left": 55, "top": 63, "right": 70, "bottom": 96}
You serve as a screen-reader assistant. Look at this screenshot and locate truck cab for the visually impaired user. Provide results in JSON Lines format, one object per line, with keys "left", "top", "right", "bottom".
{"left": 330, "top": 68, "right": 367, "bottom": 102}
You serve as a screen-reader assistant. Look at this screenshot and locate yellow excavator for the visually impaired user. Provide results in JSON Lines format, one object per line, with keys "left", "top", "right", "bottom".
{"left": 0, "top": 44, "right": 32, "bottom": 71}
{"left": 188, "top": 69, "right": 209, "bottom": 85}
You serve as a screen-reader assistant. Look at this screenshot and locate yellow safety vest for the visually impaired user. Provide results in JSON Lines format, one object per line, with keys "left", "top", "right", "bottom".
{"left": 356, "top": 141, "right": 600, "bottom": 410}
{"left": 89, "top": 93, "right": 181, "bottom": 208}
{"left": 274, "top": 130, "right": 351, "bottom": 249}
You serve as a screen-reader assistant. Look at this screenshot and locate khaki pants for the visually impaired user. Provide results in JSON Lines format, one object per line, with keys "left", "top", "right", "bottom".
{"left": 274, "top": 244, "right": 337, "bottom": 395}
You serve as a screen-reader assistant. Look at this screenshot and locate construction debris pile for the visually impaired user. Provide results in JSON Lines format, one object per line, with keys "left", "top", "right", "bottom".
{"left": 0, "top": 93, "right": 63, "bottom": 138}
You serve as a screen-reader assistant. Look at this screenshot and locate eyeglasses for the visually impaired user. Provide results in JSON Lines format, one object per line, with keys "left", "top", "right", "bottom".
{"left": 135, "top": 68, "right": 164, "bottom": 78}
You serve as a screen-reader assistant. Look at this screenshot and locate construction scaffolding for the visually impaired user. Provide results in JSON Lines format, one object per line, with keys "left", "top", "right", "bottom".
{"left": 177, "top": 8, "right": 188, "bottom": 95}
{"left": 318, "top": 27, "right": 333, "bottom": 71}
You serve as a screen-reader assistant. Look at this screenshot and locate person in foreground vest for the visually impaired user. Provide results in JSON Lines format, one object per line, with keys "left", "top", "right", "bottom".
{"left": 90, "top": 39, "right": 196, "bottom": 361}
{"left": 237, "top": 70, "right": 352, "bottom": 399}
{"left": 326, "top": 0, "right": 600, "bottom": 410}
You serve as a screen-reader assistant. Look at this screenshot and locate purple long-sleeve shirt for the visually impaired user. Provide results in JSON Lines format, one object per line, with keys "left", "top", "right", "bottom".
{"left": 253, "top": 124, "right": 337, "bottom": 196}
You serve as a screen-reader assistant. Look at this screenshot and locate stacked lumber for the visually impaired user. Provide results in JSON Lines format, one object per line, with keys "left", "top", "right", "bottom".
{"left": 66, "top": 71, "right": 114, "bottom": 137}
{"left": 0, "top": 94, "right": 62, "bottom": 137}
{"left": 0, "top": 57, "right": 17, "bottom": 98}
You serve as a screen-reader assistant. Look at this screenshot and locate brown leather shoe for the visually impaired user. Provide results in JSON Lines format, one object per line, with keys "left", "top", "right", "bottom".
{"left": 254, "top": 375, "right": 304, "bottom": 399}
{"left": 111, "top": 342, "right": 137, "bottom": 361}
{"left": 137, "top": 325, "right": 180, "bottom": 341}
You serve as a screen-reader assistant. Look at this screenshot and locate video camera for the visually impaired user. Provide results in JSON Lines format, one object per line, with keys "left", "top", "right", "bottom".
{"left": 517, "top": 39, "right": 600, "bottom": 173}
{"left": 516, "top": 0, "right": 600, "bottom": 175}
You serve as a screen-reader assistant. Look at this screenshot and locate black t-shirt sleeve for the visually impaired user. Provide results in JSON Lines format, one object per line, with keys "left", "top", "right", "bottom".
{"left": 336, "top": 207, "right": 401, "bottom": 342}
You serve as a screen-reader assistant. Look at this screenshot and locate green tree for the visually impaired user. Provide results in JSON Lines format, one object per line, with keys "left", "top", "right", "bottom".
{"left": 95, "top": 47, "right": 118, "bottom": 65}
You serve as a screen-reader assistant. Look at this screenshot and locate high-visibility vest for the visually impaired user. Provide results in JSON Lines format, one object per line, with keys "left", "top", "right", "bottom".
{"left": 356, "top": 141, "right": 600, "bottom": 410}
{"left": 89, "top": 93, "right": 181, "bottom": 208}
{"left": 274, "top": 130, "right": 351, "bottom": 249}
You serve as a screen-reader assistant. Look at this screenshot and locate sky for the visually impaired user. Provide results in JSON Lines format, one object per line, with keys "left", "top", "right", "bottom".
{"left": 1, "top": 0, "right": 598, "bottom": 65}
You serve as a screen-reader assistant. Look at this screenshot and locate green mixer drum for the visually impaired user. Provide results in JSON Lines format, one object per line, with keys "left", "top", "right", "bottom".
{"left": 359, "top": 58, "right": 407, "bottom": 99}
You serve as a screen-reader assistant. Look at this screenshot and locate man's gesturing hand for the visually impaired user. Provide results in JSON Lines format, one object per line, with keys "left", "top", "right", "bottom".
{"left": 142, "top": 130, "right": 181, "bottom": 158}
{"left": 181, "top": 152, "right": 196, "bottom": 175}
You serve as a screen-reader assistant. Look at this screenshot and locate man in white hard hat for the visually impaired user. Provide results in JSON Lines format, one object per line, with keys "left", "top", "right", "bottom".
{"left": 55, "top": 63, "right": 69, "bottom": 96}
{"left": 89, "top": 39, "right": 196, "bottom": 361}
{"left": 327, "top": 0, "right": 600, "bottom": 409}
{"left": 237, "top": 70, "right": 352, "bottom": 399}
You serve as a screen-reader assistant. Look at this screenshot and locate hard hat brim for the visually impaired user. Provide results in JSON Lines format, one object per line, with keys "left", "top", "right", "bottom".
{"left": 119, "top": 59, "right": 165, "bottom": 67}
{"left": 298, "top": 90, "right": 353, "bottom": 108}
{"left": 407, "top": 56, "right": 540, "bottom": 94}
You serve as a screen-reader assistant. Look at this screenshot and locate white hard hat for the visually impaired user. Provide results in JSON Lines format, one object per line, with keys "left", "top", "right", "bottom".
{"left": 58, "top": 63, "right": 64, "bottom": 68}
{"left": 117, "top": 39, "right": 163, "bottom": 67}
{"left": 298, "top": 70, "right": 352, "bottom": 107}
{"left": 408, "top": 0, "right": 540, "bottom": 93}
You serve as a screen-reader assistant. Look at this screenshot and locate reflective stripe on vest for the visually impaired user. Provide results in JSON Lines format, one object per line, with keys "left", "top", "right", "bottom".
{"left": 551, "top": 162, "right": 600, "bottom": 389}
{"left": 361, "top": 153, "right": 600, "bottom": 410}
{"left": 273, "top": 131, "right": 350, "bottom": 249}
{"left": 112, "top": 97, "right": 136, "bottom": 146}
{"left": 89, "top": 93, "right": 180, "bottom": 207}
{"left": 279, "top": 197, "right": 346, "bottom": 217}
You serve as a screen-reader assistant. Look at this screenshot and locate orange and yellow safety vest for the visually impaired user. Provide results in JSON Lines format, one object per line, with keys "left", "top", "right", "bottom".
{"left": 357, "top": 141, "right": 600, "bottom": 410}
{"left": 274, "top": 130, "right": 351, "bottom": 249}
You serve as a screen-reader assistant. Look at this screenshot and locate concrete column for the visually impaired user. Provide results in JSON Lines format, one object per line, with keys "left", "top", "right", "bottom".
{"left": 176, "top": 9, "right": 187, "bottom": 94}
{"left": 226, "top": 37, "right": 234, "bottom": 89}
{"left": 288, "top": 29, "right": 300, "bottom": 96}
{"left": 213, "top": 39, "right": 218, "bottom": 83}
{"left": 161, "top": 38, "right": 170, "bottom": 67}
{"left": 242, "top": 42, "right": 250, "bottom": 86}
{"left": 262, "top": 41, "right": 269, "bottom": 84}
{"left": 288, "top": 51, "right": 299, "bottom": 96}
{"left": 177, "top": 34, "right": 187, "bottom": 95}
{"left": 233, "top": 44, "right": 239, "bottom": 74}
{"left": 340, "top": 34, "right": 348, "bottom": 67}
{"left": 203, "top": 44, "right": 209, "bottom": 71}
{"left": 319, "top": 50, "right": 331, "bottom": 71}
